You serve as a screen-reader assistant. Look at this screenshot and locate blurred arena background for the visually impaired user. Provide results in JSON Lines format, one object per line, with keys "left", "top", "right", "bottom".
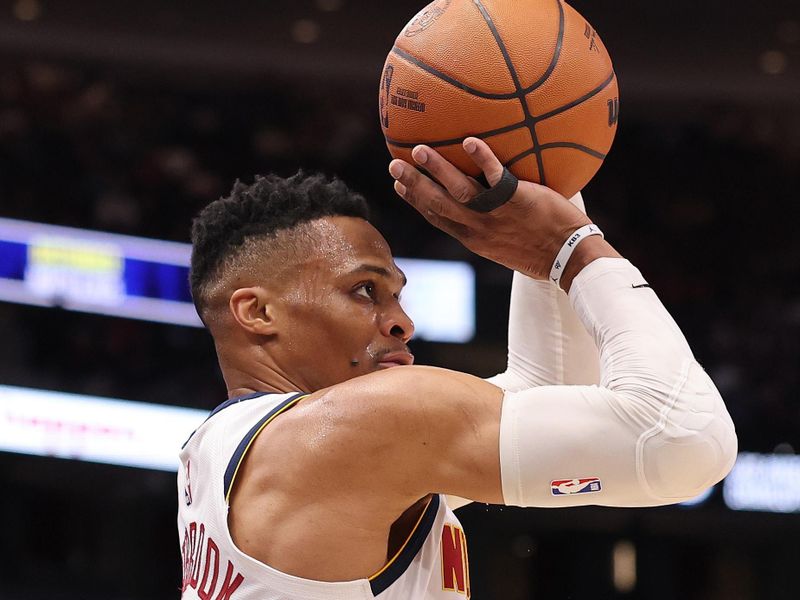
{"left": 0, "top": 0, "right": 799, "bottom": 598}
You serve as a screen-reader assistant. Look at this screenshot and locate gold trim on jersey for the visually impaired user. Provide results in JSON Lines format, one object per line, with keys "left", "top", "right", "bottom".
{"left": 224, "top": 394, "right": 308, "bottom": 505}
{"left": 368, "top": 495, "right": 435, "bottom": 581}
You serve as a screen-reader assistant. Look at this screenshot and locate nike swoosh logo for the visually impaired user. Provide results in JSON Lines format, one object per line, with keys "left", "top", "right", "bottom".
{"left": 631, "top": 283, "right": 651, "bottom": 289}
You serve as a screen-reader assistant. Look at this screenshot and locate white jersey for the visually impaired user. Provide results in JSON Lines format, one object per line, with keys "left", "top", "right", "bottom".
{"left": 178, "top": 391, "right": 472, "bottom": 600}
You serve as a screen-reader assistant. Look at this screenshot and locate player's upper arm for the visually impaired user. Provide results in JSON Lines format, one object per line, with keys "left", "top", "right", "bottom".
{"left": 286, "top": 365, "right": 505, "bottom": 509}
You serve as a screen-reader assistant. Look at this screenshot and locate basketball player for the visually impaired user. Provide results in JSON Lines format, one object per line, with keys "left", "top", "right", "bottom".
{"left": 178, "top": 138, "right": 737, "bottom": 599}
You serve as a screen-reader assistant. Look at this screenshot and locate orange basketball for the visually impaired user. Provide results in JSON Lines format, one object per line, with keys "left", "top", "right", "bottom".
{"left": 379, "top": 0, "right": 619, "bottom": 199}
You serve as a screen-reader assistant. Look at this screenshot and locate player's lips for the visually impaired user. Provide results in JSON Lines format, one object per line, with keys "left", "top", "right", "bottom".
{"left": 377, "top": 351, "right": 414, "bottom": 368}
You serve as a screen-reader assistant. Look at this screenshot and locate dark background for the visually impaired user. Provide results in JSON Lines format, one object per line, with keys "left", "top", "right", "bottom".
{"left": 0, "top": 0, "right": 798, "bottom": 598}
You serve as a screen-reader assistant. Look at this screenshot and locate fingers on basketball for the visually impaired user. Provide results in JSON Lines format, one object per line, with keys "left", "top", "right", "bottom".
{"left": 463, "top": 138, "right": 504, "bottom": 188}
{"left": 389, "top": 158, "right": 478, "bottom": 241}
{"left": 390, "top": 159, "right": 457, "bottom": 219}
{"left": 411, "top": 145, "right": 483, "bottom": 204}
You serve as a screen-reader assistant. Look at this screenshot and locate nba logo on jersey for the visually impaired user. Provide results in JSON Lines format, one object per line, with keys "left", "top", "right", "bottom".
{"left": 550, "top": 477, "right": 602, "bottom": 496}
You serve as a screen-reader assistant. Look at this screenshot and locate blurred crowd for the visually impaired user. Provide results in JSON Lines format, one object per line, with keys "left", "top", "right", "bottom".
{"left": 0, "top": 62, "right": 798, "bottom": 451}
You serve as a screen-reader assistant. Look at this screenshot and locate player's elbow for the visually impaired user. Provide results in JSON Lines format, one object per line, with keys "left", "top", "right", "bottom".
{"left": 639, "top": 363, "right": 738, "bottom": 503}
{"left": 643, "top": 404, "right": 737, "bottom": 503}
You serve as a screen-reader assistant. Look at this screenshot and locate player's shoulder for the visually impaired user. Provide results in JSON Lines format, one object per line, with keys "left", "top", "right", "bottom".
{"left": 306, "top": 364, "right": 496, "bottom": 414}
{"left": 283, "top": 365, "right": 502, "bottom": 458}
{"left": 229, "top": 369, "right": 499, "bottom": 519}
{"left": 235, "top": 368, "right": 456, "bottom": 487}
{"left": 273, "top": 365, "right": 500, "bottom": 478}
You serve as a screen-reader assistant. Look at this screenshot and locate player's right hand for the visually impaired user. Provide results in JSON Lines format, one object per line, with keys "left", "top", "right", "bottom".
{"left": 388, "top": 137, "right": 592, "bottom": 281}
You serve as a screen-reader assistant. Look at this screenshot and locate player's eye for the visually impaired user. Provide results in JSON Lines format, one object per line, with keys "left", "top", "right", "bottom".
{"left": 354, "top": 282, "right": 376, "bottom": 300}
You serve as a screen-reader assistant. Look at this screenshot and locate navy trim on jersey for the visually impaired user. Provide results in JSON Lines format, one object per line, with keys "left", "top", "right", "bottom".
{"left": 208, "top": 391, "right": 272, "bottom": 420}
{"left": 222, "top": 392, "right": 306, "bottom": 502}
{"left": 181, "top": 391, "right": 274, "bottom": 450}
{"left": 369, "top": 494, "right": 441, "bottom": 596}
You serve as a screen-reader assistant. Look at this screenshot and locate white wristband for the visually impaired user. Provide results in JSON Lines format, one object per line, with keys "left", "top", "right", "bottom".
{"left": 549, "top": 224, "right": 604, "bottom": 285}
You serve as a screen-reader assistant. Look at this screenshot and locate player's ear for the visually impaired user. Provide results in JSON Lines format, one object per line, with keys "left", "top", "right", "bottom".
{"left": 229, "top": 287, "right": 278, "bottom": 335}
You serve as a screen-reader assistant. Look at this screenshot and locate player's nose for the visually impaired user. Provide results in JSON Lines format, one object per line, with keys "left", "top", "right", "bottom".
{"left": 381, "top": 304, "right": 414, "bottom": 343}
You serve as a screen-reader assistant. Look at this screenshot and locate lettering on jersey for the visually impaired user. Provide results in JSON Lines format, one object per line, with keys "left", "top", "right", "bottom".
{"left": 441, "top": 524, "right": 470, "bottom": 597}
{"left": 181, "top": 521, "right": 244, "bottom": 599}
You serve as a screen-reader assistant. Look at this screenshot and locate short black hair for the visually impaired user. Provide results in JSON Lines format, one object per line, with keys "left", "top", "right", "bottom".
{"left": 190, "top": 171, "right": 370, "bottom": 320}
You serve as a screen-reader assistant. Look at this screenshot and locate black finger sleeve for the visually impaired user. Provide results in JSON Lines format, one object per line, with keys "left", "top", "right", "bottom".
{"left": 464, "top": 168, "right": 519, "bottom": 213}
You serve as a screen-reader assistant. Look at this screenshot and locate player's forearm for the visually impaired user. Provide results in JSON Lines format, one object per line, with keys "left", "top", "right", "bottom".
{"left": 486, "top": 273, "right": 600, "bottom": 391}
{"left": 487, "top": 238, "right": 615, "bottom": 390}
{"left": 487, "top": 193, "right": 602, "bottom": 390}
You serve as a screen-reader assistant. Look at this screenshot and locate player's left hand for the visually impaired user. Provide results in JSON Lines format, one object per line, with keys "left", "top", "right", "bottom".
{"left": 388, "top": 138, "right": 592, "bottom": 281}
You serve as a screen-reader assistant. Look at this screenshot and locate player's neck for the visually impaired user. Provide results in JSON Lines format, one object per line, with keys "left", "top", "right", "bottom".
{"left": 224, "top": 374, "right": 304, "bottom": 398}
{"left": 219, "top": 352, "right": 309, "bottom": 398}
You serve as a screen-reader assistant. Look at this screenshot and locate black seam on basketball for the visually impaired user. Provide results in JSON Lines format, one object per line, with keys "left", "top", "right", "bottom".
{"left": 539, "top": 142, "right": 607, "bottom": 159}
{"left": 384, "top": 120, "right": 527, "bottom": 149}
{"left": 518, "top": 0, "right": 565, "bottom": 95}
{"left": 505, "top": 147, "right": 537, "bottom": 168}
{"left": 532, "top": 71, "right": 616, "bottom": 122}
{"left": 472, "top": 0, "right": 525, "bottom": 93}
{"left": 506, "top": 147, "right": 542, "bottom": 185}
{"left": 530, "top": 128, "right": 546, "bottom": 186}
{"left": 390, "top": 46, "right": 519, "bottom": 100}
{"left": 473, "top": 0, "right": 547, "bottom": 185}
{"left": 505, "top": 142, "right": 606, "bottom": 170}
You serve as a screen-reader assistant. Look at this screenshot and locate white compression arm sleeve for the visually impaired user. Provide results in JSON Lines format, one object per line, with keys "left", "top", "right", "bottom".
{"left": 449, "top": 194, "right": 599, "bottom": 511}
{"left": 485, "top": 273, "right": 600, "bottom": 390}
{"left": 499, "top": 258, "right": 738, "bottom": 507}
{"left": 487, "top": 192, "right": 600, "bottom": 391}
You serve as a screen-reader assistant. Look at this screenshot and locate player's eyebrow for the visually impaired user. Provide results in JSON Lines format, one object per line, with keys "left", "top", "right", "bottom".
{"left": 351, "top": 263, "right": 407, "bottom": 287}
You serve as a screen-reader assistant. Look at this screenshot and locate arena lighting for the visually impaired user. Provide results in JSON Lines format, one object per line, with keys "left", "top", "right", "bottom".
{"left": 612, "top": 540, "right": 636, "bottom": 593}
{"left": 0, "top": 217, "right": 475, "bottom": 342}
{"left": 723, "top": 452, "right": 800, "bottom": 513}
{"left": 0, "top": 384, "right": 206, "bottom": 471}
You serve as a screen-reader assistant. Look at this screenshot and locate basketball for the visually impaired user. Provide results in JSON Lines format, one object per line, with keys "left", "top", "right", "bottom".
{"left": 379, "top": 0, "right": 619, "bottom": 199}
